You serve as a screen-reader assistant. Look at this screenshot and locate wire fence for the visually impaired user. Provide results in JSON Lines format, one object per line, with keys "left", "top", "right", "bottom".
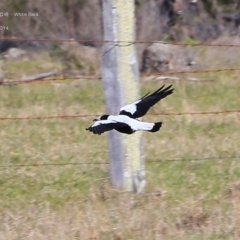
{"left": 0, "top": 109, "right": 240, "bottom": 121}
{"left": 3, "top": 37, "right": 240, "bottom": 47}
{"left": 1, "top": 37, "right": 240, "bottom": 85}
{"left": 1, "top": 67, "right": 240, "bottom": 85}
{"left": 0, "top": 156, "right": 239, "bottom": 169}
{"left": 1, "top": 36, "right": 240, "bottom": 170}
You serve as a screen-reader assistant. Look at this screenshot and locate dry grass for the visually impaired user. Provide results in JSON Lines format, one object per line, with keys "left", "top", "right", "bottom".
{"left": 1, "top": 64, "right": 240, "bottom": 239}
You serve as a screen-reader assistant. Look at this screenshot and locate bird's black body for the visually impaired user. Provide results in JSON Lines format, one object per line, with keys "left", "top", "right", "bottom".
{"left": 86, "top": 85, "right": 174, "bottom": 135}
{"left": 118, "top": 110, "right": 133, "bottom": 118}
{"left": 115, "top": 125, "right": 135, "bottom": 134}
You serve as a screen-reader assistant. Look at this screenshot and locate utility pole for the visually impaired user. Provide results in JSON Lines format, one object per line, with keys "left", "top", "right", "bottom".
{"left": 101, "top": 0, "right": 145, "bottom": 192}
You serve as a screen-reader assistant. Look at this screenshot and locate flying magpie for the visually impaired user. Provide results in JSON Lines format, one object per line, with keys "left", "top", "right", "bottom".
{"left": 86, "top": 84, "right": 174, "bottom": 135}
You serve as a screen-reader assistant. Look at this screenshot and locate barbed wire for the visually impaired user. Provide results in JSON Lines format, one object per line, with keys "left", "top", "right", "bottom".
{"left": 0, "top": 156, "right": 239, "bottom": 169}
{"left": 0, "top": 76, "right": 100, "bottom": 85}
{"left": 2, "top": 37, "right": 240, "bottom": 47}
{"left": 0, "top": 114, "right": 96, "bottom": 120}
{"left": 0, "top": 37, "right": 239, "bottom": 86}
{"left": 1, "top": 36, "right": 240, "bottom": 186}
{"left": 1, "top": 67, "right": 240, "bottom": 85}
{"left": 142, "top": 68, "right": 240, "bottom": 77}
{"left": 155, "top": 109, "right": 240, "bottom": 116}
{"left": 0, "top": 162, "right": 108, "bottom": 168}
{"left": 0, "top": 109, "right": 240, "bottom": 121}
{"left": 148, "top": 156, "right": 240, "bottom": 162}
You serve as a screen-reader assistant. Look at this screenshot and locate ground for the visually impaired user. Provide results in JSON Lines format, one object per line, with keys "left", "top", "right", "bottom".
{"left": 0, "top": 53, "right": 240, "bottom": 239}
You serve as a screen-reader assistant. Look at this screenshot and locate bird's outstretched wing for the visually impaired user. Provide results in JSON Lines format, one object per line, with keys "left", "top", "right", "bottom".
{"left": 119, "top": 85, "right": 174, "bottom": 118}
{"left": 86, "top": 120, "right": 127, "bottom": 135}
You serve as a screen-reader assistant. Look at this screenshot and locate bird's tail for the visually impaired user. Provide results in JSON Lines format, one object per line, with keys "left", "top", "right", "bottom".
{"left": 140, "top": 122, "right": 162, "bottom": 132}
{"left": 148, "top": 122, "right": 162, "bottom": 132}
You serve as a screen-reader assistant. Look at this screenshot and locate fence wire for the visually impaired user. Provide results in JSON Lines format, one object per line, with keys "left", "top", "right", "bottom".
{"left": 2, "top": 37, "right": 240, "bottom": 47}
{"left": 0, "top": 109, "right": 240, "bottom": 121}
{"left": 1, "top": 36, "right": 240, "bottom": 170}
{"left": 1, "top": 37, "right": 240, "bottom": 86}
{"left": 1, "top": 67, "right": 240, "bottom": 85}
{"left": 0, "top": 156, "right": 239, "bottom": 169}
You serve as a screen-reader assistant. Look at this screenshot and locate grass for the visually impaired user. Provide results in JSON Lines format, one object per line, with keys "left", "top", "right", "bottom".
{"left": 1, "top": 63, "right": 240, "bottom": 239}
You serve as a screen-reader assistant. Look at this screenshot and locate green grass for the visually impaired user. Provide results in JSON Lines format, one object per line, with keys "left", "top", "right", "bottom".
{"left": 1, "top": 67, "right": 240, "bottom": 239}
{"left": 2, "top": 51, "right": 63, "bottom": 80}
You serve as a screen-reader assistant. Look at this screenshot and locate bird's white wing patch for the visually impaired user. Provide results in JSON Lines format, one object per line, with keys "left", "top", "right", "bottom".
{"left": 110, "top": 115, "right": 142, "bottom": 131}
{"left": 92, "top": 119, "right": 116, "bottom": 127}
{"left": 120, "top": 100, "right": 141, "bottom": 115}
{"left": 120, "top": 85, "right": 174, "bottom": 119}
{"left": 108, "top": 114, "right": 130, "bottom": 123}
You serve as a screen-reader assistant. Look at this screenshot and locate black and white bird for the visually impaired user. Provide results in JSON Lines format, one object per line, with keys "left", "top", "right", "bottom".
{"left": 86, "top": 85, "right": 174, "bottom": 135}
